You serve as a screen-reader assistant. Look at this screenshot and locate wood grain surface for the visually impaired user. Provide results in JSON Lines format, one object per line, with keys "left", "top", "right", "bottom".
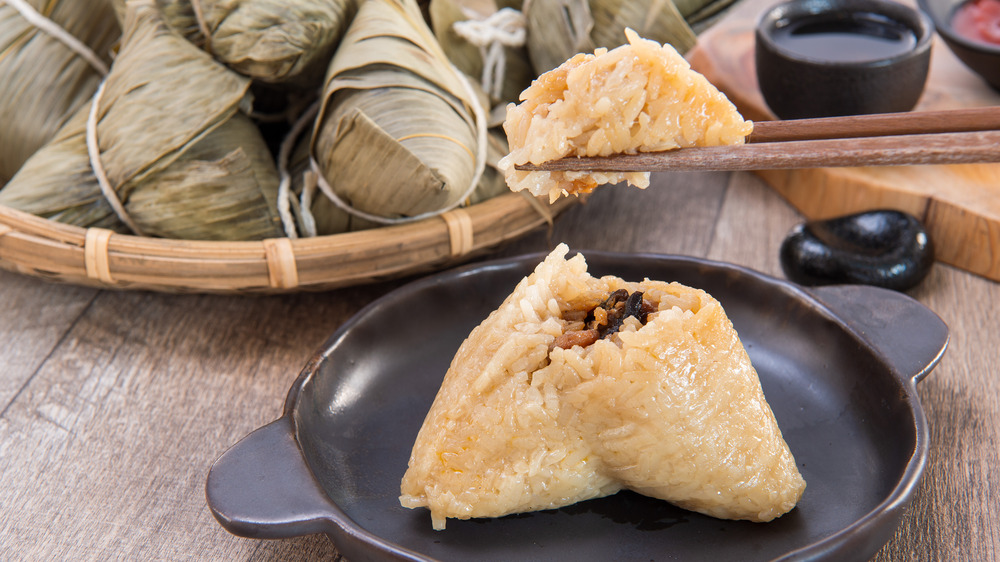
{"left": 1, "top": 170, "right": 998, "bottom": 560}
{"left": 687, "top": 0, "right": 1000, "bottom": 283}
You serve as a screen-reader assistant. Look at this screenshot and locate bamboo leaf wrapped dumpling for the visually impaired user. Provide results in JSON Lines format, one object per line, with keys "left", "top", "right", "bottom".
{"left": 310, "top": 0, "right": 487, "bottom": 224}
{"left": 428, "top": 0, "right": 534, "bottom": 109}
{"left": 110, "top": 0, "right": 358, "bottom": 86}
{"left": 521, "top": 0, "right": 594, "bottom": 76}
{"left": 524, "top": 0, "right": 697, "bottom": 74}
{"left": 0, "top": 0, "right": 120, "bottom": 187}
{"left": 400, "top": 244, "right": 806, "bottom": 530}
{"left": 0, "top": 0, "right": 284, "bottom": 240}
{"left": 290, "top": 126, "right": 512, "bottom": 236}
{"left": 498, "top": 29, "right": 752, "bottom": 202}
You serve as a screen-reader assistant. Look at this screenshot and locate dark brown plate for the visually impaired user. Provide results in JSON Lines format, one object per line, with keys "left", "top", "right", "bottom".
{"left": 206, "top": 251, "right": 948, "bottom": 561}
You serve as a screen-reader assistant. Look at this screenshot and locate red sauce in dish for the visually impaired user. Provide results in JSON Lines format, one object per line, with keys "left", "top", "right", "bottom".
{"left": 951, "top": 0, "right": 1000, "bottom": 45}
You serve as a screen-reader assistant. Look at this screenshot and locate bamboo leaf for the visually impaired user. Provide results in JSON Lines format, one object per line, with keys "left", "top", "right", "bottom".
{"left": 0, "top": 0, "right": 284, "bottom": 241}
{"left": 0, "top": 0, "right": 120, "bottom": 186}
{"left": 525, "top": 0, "right": 699, "bottom": 75}
{"left": 524, "top": 0, "right": 594, "bottom": 74}
{"left": 588, "top": 0, "right": 697, "bottom": 55}
{"left": 428, "top": 0, "right": 533, "bottom": 104}
{"left": 311, "top": 0, "right": 485, "bottom": 224}
{"left": 111, "top": 0, "right": 358, "bottom": 85}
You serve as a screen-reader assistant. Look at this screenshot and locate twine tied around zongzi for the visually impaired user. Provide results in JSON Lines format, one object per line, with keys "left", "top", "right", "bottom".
{"left": 275, "top": 101, "right": 322, "bottom": 239}
{"left": 452, "top": 7, "right": 527, "bottom": 101}
{"left": 308, "top": 66, "right": 488, "bottom": 228}
{"left": 1, "top": 0, "right": 109, "bottom": 75}
{"left": 85, "top": 80, "right": 146, "bottom": 237}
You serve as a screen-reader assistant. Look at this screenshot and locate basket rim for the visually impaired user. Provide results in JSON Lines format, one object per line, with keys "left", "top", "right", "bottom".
{"left": 0, "top": 193, "right": 574, "bottom": 294}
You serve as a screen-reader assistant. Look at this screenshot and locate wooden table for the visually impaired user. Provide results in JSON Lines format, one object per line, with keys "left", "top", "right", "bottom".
{"left": 1, "top": 170, "right": 997, "bottom": 560}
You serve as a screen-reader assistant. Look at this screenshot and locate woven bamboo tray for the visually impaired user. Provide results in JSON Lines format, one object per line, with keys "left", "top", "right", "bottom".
{"left": 0, "top": 193, "right": 574, "bottom": 294}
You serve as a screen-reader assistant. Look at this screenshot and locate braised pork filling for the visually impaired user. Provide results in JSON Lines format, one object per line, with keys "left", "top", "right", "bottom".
{"left": 553, "top": 289, "right": 656, "bottom": 349}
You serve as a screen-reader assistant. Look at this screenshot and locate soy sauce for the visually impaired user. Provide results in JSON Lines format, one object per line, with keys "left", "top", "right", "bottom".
{"left": 772, "top": 11, "right": 918, "bottom": 63}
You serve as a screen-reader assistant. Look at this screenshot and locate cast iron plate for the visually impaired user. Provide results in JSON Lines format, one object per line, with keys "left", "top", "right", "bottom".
{"left": 207, "top": 251, "right": 948, "bottom": 562}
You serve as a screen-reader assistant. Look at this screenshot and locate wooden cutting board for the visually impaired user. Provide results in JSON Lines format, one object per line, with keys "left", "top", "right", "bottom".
{"left": 687, "top": 0, "right": 1000, "bottom": 282}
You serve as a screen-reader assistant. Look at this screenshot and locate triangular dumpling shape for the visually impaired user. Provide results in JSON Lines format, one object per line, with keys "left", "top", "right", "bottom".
{"left": 400, "top": 245, "right": 806, "bottom": 530}
{"left": 497, "top": 28, "right": 753, "bottom": 203}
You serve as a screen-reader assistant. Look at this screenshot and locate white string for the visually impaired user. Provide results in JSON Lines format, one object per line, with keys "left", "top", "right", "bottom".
{"left": 298, "top": 170, "right": 318, "bottom": 237}
{"left": 85, "top": 80, "right": 146, "bottom": 236}
{"left": 1, "top": 0, "right": 109, "bottom": 75}
{"left": 275, "top": 101, "right": 320, "bottom": 238}
{"left": 310, "top": 66, "right": 488, "bottom": 226}
{"left": 452, "top": 7, "right": 526, "bottom": 100}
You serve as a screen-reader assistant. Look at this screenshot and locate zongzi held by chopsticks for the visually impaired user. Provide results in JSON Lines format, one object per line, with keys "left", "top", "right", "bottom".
{"left": 519, "top": 107, "right": 1000, "bottom": 174}
{"left": 498, "top": 28, "right": 751, "bottom": 203}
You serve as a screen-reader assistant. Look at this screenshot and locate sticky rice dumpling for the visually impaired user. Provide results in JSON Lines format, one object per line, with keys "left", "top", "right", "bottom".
{"left": 428, "top": 0, "right": 534, "bottom": 108}
{"left": 400, "top": 244, "right": 806, "bottom": 530}
{"left": 309, "top": 0, "right": 486, "bottom": 224}
{"left": 0, "top": 0, "right": 120, "bottom": 187}
{"left": 0, "top": 0, "right": 284, "bottom": 240}
{"left": 290, "top": 127, "right": 512, "bottom": 236}
{"left": 523, "top": 0, "right": 698, "bottom": 74}
{"left": 110, "top": 0, "right": 357, "bottom": 86}
{"left": 498, "top": 28, "right": 752, "bottom": 202}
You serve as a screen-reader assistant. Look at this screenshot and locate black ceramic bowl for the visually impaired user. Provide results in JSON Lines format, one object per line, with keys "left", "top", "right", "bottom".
{"left": 918, "top": 0, "right": 1000, "bottom": 91}
{"left": 756, "top": 0, "right": 934, "bottom": 119}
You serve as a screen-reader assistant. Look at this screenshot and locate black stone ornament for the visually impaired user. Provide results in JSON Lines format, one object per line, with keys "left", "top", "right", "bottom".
{"left": 780, "top": 209, "right": 934, "bottom": 291}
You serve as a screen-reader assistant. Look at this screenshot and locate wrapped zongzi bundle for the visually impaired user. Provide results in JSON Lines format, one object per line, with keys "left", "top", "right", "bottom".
{"left": 310, "top": 0, "right": 487, "bottom": 225}
{"left": 0, "top": 0, "right": 120, "bottom": 187}
{"left": 524, "top": 0, "right": 697, "bottom": 74}
{"left": 288, "top": 121, "right": 510, "bottom": 236}
{"left": 0, "top": 0, "right": 284, "bottom": 240}
{"left": 428, "top": 0, "right": 533, "bottom": 111}
{"left": 110, "top": 0, "right": 357, "bottom": 86}
{"left": 498, "top": 29, "right": 752, "bottom": 202}
{"left": 400, "top": 244, "right": 806, "bottom": 530}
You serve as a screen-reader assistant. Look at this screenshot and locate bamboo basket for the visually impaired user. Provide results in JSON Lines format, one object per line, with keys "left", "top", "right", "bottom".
{"left": 0, "top": 193, "right": 575, "bottom": 294}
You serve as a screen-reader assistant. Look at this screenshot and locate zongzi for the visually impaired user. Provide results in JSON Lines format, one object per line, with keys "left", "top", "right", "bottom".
{"left": 498, "top": 28, "right": 752, "bottom": 202}
{"left": 400, "top": 244, "right": 806, "bottom": 530}
{"left": 309, "top": 0, "right": 486, "bottom": 224}
{"left": 110, "top": 0, "right": 357, "bottom": 86}
{"left": 524, "top": 0, "right": 698, "bottom": 74}
{"left": 0, "top": 0, "right": 284, "bottom": 241}
{"left": 429, "top": 0, "right": 533, "bottom": 108}
{"left": 0, "top": 0, "right": 120, "bottom": 187}
{"left": 291, "top": 125, "right": 512, "bottom": 236}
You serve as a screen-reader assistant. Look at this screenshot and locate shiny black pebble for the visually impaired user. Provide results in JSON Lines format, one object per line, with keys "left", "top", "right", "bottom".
{"left": 780, "top": 209, "right": 934, "bottom": 291}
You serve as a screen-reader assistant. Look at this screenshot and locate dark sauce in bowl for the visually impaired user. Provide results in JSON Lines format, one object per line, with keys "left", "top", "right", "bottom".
{"left": 756, "top": 0, "right": 932, "bottom": 117}
{"left": 771, "top": 12, "right": 919, "bottom": 62}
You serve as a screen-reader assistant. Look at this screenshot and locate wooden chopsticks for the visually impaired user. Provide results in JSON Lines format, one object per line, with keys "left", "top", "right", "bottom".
{"left": 516, "top": 107, "right": 1000, "bottom": 172}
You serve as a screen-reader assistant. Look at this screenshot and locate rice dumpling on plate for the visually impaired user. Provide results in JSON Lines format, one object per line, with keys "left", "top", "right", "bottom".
{"left": 400, "top": 244, "right": 806, "bottom": 530}
{"left": 0, "top": 0, "right": 120, "bottom": 187}
{"left": 498, "top": 28, "right": 752, "bottom": 203}
{"left": 0, "top": 0, "right": 284, "bottom": 241}
{"left": 310, "top": 0, "right": 487, "bottom": 225}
